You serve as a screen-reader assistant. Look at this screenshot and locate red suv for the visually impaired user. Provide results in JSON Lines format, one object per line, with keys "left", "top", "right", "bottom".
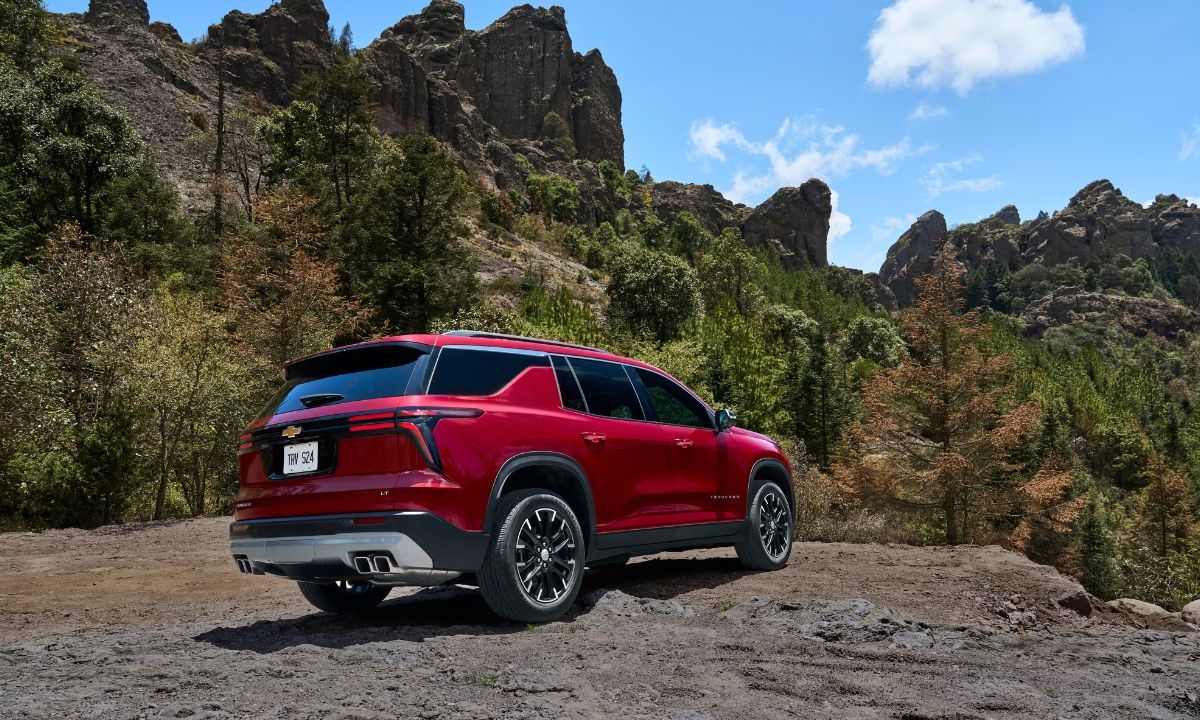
{"left": 230, "top": 331, "right": 794, "bottom": 622}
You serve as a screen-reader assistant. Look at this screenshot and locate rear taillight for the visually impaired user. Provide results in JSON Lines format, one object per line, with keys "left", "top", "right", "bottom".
{"left": 393, "top": 407, "right": 482, "bottom": 472}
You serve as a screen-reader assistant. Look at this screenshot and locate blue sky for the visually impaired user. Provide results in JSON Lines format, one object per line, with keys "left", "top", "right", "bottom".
{"left": 48, "top": 0, "right": 1200, "bottom": 270}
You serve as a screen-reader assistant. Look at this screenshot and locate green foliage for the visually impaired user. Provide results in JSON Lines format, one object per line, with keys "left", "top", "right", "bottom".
{"left": 520, "top": 284, "right": 605, "bottom": 348}
{"left": 0, "top": 0, "right": 53, "bottom": 71}
{"left": 605, "top": 243, "right": 702, "bottom": 343}
{"left": 0, "top": 61, "right": 142, "bottom": 259}
{"left": 698, "top": 228, "right": 765, "bottom": 316}
{"left": 480, "top": 189, "right": 517, "bottom": 230}
{"left": 540, "top": 111, "right": 575, "bottom": 158}
{"left": 342, "top": 134, "right": 477, "bottom": 332}
{"left": 260, "top": 55, "right": 377, "bottom": 212}
{"left": 526, "top": 172, "right": 579, "bottom": 223}
{"left": 699, "top": 302, "right": 790, "bottom": 436}
{"left": 668, "top": 211, "right": 710, "bottom": 262}
{"left": 842, "top": 316, "right": 904, "bottom": 369}
{"left": 1074, "top": 492, "right": 1122, "bottom": 599}
{"left": 596, "top": 159, "right": 629, "bottom": 202}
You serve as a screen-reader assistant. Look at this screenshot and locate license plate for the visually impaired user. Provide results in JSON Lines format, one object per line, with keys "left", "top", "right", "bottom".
{"left": 282, "top": 441, "right": 319, "bottom": 474}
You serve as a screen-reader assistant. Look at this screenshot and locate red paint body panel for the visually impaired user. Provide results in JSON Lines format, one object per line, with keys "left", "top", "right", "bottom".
{"left": 235, "top": 333, "right": 792, "bottom": 544}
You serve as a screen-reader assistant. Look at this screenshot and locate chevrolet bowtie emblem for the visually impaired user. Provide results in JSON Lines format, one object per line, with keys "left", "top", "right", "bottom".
{"left": 281, "top": 426, "right": 302, "bottom": 439}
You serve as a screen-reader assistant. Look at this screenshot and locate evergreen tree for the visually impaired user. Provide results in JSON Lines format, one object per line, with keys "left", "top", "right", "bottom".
{"left": 1074, "top": 491, "right": 1122, "bottom": 598}
{"left": 341, "top": 134, "right": 477, "bottom": 332}
{"left": 834, "top": 251, "right": 1039, "bottom": 544}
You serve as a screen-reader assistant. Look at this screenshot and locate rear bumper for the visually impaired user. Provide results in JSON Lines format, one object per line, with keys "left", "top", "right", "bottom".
{"left": 229, "top": 511, "right": 488, "bottom": 584}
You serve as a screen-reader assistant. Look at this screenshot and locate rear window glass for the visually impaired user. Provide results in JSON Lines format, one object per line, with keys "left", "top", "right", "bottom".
{"left": 551, "top": 355, "right": 586, "bottom": 412}
{"left": 261, "top": 344, "right": 427, "bottom": 417}
{"left": 568, "top": 357, "right": 645, "bottom": 420}
{"left": 428, "top": 347, "right": 548, "bottom": 396}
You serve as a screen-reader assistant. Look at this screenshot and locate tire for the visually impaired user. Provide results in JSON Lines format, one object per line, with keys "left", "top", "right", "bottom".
{"left": 479, "top": 489, "right": 586, "bottom": 623}
{"left": 735, "top": 480, "right": 793, "bottom": 571}
{"left": 298, "top": 580, "right": 391, "bottom": 614}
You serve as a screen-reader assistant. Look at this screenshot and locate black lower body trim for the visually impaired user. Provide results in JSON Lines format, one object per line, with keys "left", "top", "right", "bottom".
{"left": 587, "top": 520, "right": 743, "bottom": 562}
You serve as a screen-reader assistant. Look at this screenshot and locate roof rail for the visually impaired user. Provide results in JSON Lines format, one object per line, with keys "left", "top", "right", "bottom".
{"left": 443, "top": 330, "right": 609, "bottom": 355}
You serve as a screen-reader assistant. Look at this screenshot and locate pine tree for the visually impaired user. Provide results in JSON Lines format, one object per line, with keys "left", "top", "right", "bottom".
{"left": 834, "top": 250, "right": 1038, "bottom": 544}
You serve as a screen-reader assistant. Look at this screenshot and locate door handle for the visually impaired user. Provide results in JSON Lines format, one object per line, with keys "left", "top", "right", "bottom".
{"left": 581, "top": 432, "right": 606, "bottom": 445}
{"left": 674, "top": 438, "right": 694, "bottom": 449}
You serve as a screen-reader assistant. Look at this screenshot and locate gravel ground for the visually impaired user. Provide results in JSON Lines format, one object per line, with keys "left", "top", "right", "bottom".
{"left": 1, "top": 517, "right": 1199, "bottom": 719}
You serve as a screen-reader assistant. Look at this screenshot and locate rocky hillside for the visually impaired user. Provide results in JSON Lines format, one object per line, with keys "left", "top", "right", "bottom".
{"left": 877, "top": 180, "right": 1200, "bottom": 337}
{"left": 57, "top": 0, "right": 1200, "bottom": 327}
{"left": 56, "top": 0, "right": 836, "bottom": 274}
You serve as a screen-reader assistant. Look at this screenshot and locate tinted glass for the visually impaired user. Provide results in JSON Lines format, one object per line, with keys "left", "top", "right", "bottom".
{"left": 568, "top": 357, "right": 644, "bottom": 420}
{"left": 551, "top": 355, "right": 587, "bottom": 412}
{"left": 261, "top": 345, "right": 426, "bottom": 417}
{"left": 635, "top": 369, "right": 711, "bottom": 428}
{"left": 428, "top": 347, "right": 548, "bottom": 396}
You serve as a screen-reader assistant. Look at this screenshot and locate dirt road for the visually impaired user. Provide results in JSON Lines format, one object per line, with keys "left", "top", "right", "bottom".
{"left": 1, "top": 518, "right": 1198, "bottom": 719}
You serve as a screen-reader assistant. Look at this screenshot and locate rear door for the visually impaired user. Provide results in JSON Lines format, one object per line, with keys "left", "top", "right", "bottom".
{"left": 631, "top": 368, "right": 732, "bottom": 525}
{"left": 559, "top": 356, "right": 677, "bottom": 539}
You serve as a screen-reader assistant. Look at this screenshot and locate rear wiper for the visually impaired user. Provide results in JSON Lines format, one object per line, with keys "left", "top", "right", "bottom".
{"left": 299, "top": 393, "right": 344, "bottom": 408}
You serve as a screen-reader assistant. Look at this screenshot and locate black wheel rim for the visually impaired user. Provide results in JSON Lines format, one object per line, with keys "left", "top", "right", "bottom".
{"left": 758, "top": 489, "right": 790, "bottom": 561}
{"left": 515, "top": 506, "right": 577, "bottom": 604}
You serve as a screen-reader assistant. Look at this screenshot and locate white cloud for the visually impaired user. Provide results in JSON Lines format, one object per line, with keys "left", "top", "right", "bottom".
{"left": 829, "top": 189, "right": 852, "bottom": 241}
{"left": 921, "top": 154, "right": 1003, "bottom": 198}
{"left": 867, "top": 0, "right": 1085, "bottom": 93}
{"left": 1181, "top": 123, "right": 1200, "bottom": 161}
{"left": 910, "top": 101, "right": 949, "bottom": 120}
{"left": 871, "top": 214, "right": 918, "bottom": 244}
{"left": 687, "top": 117, "right": 919, "bottom": 205}
{"left": 1187, "top": 196, "right": 1200, "bottom": 207}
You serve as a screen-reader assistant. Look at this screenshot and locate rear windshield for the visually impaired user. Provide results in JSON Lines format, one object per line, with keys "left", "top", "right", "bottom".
{"left": 259, "top": 344, "right": 428, "bottom": 417}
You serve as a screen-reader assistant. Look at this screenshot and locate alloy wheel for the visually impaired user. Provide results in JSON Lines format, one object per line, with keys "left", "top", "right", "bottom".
{"left": 514, "top": 507, "right": 577, "bottom": 604}
{"left": 758, "top": 488, "right": 790, "bottom": 561}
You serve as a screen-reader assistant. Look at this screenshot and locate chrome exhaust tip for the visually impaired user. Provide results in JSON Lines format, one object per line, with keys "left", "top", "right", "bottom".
{"left": 234, "top": 556, "right": 252, "bottom": 574}
{"left": 372, "top": 555, "right": 393, "bottom": 573}
{"left": 353, "top": 556, "right": 373, "bottom": 574}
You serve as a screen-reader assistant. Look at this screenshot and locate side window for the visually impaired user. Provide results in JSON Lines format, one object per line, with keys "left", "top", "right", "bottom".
{"left": 634, "top": 368, "right": 712, "bottom": 429}
{"left": 428, "top": 347, "right": 548, "bottom": 396}
{"left": 550, "top": 355, "right": 587, "bottom": 412}
{"left": 567, "top": 357, "right": 645, "bottom": 420}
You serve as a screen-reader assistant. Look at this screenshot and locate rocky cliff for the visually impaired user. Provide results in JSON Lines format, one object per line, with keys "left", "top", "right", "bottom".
{"left": 60, "top": 0, "right": 625, "bottom": 200}
{"left": 56, "top": 0, "right": 837, "bottom": 269}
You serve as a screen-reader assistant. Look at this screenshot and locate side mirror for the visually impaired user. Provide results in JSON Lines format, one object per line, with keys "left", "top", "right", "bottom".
{"left": 716, "top": 408, "right": 736, "bottom": 431}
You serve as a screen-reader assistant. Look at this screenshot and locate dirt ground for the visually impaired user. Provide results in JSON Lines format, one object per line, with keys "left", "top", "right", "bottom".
{"left": 1, "top": 518, "right": 1198, "bottom": 719}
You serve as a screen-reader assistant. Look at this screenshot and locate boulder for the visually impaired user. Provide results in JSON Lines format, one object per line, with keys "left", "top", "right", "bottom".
{"left": 1106, "top": 598, "right": 1170, "bottom": 617}
{"left": 1182, "top": 599, "right": 1200, "bottom": 627}
{"left": 877, "top": 210, "right": 948, "bottom": 307}
{"left": 741, "top": 179, "right": 832, "bottom": 268}
{"left": 1055, "top": 589, "right": 1099, "bottom": 617}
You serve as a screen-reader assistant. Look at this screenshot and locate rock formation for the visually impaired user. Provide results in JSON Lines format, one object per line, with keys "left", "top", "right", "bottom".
{"left": 877, "top": 210, "right": 948, "bottom": 307}
{"left": 876, "top": 181, "right": 1200, "bottom": 309}
{"left": 741, "top": 180, "right": 832, "bottom": 268}
{"left": 67, "top": 0, "right": 625, "bottom": 205}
